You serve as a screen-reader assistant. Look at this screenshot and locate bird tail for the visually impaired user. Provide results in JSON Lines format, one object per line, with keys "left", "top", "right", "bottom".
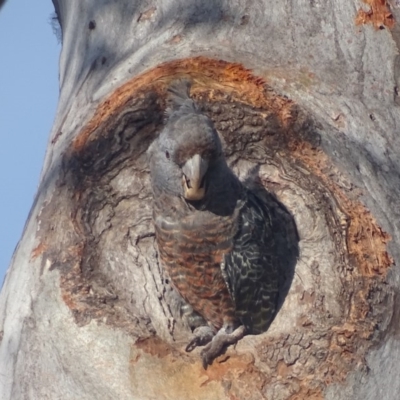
{"left": 165, "top": 79, "right": 198, "bottom": 117}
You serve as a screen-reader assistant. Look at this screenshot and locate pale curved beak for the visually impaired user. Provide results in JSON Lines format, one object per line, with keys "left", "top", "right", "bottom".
{"left": 182, "top": 154, "right": 208, "bottom": 201}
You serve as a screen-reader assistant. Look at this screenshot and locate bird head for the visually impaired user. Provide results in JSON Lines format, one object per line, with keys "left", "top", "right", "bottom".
{"left": 150, "top": 111, "right": 223, "bottom": 202}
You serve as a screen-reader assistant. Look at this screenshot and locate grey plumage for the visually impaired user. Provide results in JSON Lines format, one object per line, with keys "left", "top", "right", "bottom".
{"left": 148, "top": 79, "right": 280, "bottom": 366}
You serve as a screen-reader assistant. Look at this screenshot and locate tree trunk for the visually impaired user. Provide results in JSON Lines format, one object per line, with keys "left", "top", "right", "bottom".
{"left": 1, "top": 1, "right": 399, "bottom": 399}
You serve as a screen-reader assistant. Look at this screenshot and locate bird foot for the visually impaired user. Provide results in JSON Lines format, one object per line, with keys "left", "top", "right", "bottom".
{"left": 185, "top": 326, "right": 215, "bottom": 352}
{"left": 186, "top": 325, "right": 246, "bottom": 368}
{"left": 200, "top": 325, "right": 246, "bottom": 368}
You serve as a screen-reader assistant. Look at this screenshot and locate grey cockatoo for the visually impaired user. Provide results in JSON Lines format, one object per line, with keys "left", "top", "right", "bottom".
{"left": 148, "top": 80, "right": 279, "bottom": 367}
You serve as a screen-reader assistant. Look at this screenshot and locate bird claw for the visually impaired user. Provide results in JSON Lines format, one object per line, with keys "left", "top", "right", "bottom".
{"left": 185, "top": 325, "right": 247, "bottom": 368}
{"left": 185, "top": 326, "right": 215, "bottom": 352}
{"left": 200, "top": 325, "right": 246, "bottom": 369}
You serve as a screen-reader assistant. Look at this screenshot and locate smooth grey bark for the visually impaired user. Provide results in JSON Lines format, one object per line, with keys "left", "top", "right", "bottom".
{"left": 1, "top": 0, "right": 400, "bottom": 399}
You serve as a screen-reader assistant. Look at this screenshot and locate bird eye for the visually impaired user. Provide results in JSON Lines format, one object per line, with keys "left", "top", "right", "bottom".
{"left": 165, "top": 151, "right": 170, "bottom": 159}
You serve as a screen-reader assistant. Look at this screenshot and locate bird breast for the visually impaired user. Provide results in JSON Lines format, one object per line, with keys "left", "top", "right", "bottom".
{"left": 154, "top": 210, "right": 239, "bottom": 330}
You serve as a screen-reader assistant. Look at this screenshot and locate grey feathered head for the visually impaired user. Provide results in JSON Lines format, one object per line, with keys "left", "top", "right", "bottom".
{"left": 149, "top": 80, "right": 223, "bottom": 201}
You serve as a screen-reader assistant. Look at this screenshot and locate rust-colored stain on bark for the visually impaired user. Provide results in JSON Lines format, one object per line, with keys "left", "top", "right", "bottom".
{"left": 355, "top": 0, "right": 395, "bottom": 29}
{"left": 137, "top": 7, "right": 157, "bottom": 23}
{"left": 288, "top": 141, "right": 393, "bottom": 277}
{"left": 168, "top": 34, "right": 183, "bottom": 44}
{"left": 289, "top": 388, "right": 323, "bottom": 400}
{"left": 72, "top": 57, "right": 270, "bottom": 152}
{"left": 31, "top": 242, "right": 48, "bottom": 260}
{"left": 135, "top": 336, "right": 173, "bottom": 358}
{"left": 60, "top": 262, "right": 83, "bottom": 310}
{"left": 132, "top": 336, "right": 266, "bottom": 399}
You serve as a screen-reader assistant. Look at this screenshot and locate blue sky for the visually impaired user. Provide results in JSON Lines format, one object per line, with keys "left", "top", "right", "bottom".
{"left": 0, "top": 1, "right": 60, "bottom": 281}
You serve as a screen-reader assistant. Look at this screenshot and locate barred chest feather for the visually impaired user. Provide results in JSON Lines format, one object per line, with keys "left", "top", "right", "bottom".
{"left": 154, "top": 199, "right": 244, "bottom": 330}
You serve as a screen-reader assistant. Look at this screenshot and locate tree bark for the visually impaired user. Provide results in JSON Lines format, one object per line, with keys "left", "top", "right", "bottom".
{"left": 1, "top": 0, "right": 399, "bottom": 399}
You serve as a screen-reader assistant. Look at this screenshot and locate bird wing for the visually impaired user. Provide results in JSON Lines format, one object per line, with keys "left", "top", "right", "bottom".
{"left": 223, "top": 189, "right": 279, "bottom": 334}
